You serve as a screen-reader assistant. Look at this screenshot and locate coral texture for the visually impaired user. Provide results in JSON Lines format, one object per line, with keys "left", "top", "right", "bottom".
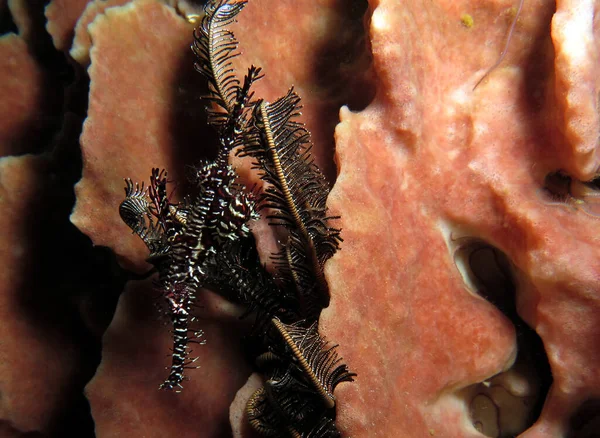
{"left": 45, "top": 0, "right": 90, "bottom": 51}
{"left": 70, "top": 0, "right": 132, "bottom": 66}
{"left": 70, "top": 0, "right": 207, "bottom": 272}
{"left": 321, "top": 0, "right": 600, "bottom": 436}
{"left": 0, "top": 33, "right": 61, "bottom": 156}
{"left": 0, "top": 155, "right": 80, "bottom": 434}
{"left": 0, "top": 0, "right": 598, "bottom": 436}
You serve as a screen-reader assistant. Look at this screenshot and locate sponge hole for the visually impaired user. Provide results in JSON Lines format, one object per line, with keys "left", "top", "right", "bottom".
{"left": 452, "top": 239, "right": 552, "bottom": 437}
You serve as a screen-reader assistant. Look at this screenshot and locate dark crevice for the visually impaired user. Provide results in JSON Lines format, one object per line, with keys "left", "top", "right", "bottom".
{"left": 11, "top": 0, "right": 57, "bottom": 65}
{"left": 169, "top": 37, "right": 219, "bottom": 183}
{"left": 0, "top": 0, "right": 74, "bottom": 158}
{"left": 311, "top": 0, "right": 374, "bottom": 111}
{"left": 0, "top": 1, "right": 18, "bottom": 35}
{"left": 14, "top": 123, "right": 127, "bottom": 437}
{"left": 543, "top": 171, "right": 573, "bottom": 202}
{"left": 1, "top": 2, "right": 119, "bottom": 435}
{"left": 308, "top": 0, "right": 375, "bottom": 183}
{"left": 453, "top": 240, "right": 552, "bottom": 437}
{"left": 520, "top": 1, "right": 555, "bottom": 115}
{"left": 568, "top": 399, "right": 600, "bottom": 438}
{"left": 544, "top": 171, "right": 600, "bottom": 201}
{"left": 543, "top": 171, "right": 600, "bottom": 218}
{"left": 8, "top": 68, "right": 123, "bottom": 437}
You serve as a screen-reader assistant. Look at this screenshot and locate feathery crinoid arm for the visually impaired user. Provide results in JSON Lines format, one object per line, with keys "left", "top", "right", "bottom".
{"left": 192, "top": 0, "right": 263, "bottom": 140}
{"left": 208, "top": 235, "right": 299, "bottom": 328}
{"left": 119, "top": 2, "right": 354, "bottom": 424}
{"left": 246, "top": 318, "right": 354, "bottom": 436}
{"left": 271, "top": 318, "right": 355, "bottom": 411}
{"left": 238, "top": 89, "right": 342, "bottom": 316}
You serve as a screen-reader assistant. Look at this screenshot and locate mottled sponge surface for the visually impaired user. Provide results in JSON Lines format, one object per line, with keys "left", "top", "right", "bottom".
{"left": 70, "top": 0, "right": 210, "bottom": 273}
{"left": 86, "top": 279, "right": 253, "bottom": 437}
{"left": 0, "top": 32, "right": 62, "bottom": 156}
{"left": 45, "top": 0, "right": 90, "bottom": 51}
{"left": 321, "top": 0, "right": 600, "bottom": 437}
{"left": 551, "top": 0, "right": 600, "bottom": 181}
{"left": 0, "top": 155, "right": 79, "bottom": 433}
{"left": 1, "top": 0, "right": 599, "bottom": 436}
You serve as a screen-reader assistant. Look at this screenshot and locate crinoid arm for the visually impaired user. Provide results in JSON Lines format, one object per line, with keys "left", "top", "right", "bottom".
{"left": 270, "top": 318, "right": 356, "bottom": 410}
{"left": 247, "top": 387, "right": 286, "bottom": 437}
{"left": 237, "top": 89, "right": 342, "bottom": 316}
{"left": 119, "top": 178, "right": 150, "bottom": 235}
{"left": 208, "top": 236, "right": 298, "bottom": 328}
{"left": 191, "top": 0, "right": 262, "bottom": 139}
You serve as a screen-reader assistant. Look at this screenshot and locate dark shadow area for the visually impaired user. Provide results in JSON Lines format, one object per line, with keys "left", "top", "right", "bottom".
{"left": 311, "top": 0, "right": 374, "bottom": 111}
{"left": 7, "top": 35, "right": 125, "bottom": 435}
{"left": 0, "top": 1, "right": 18, "bottom": 35}
{"left": 519, "top": 3, "right": 554, "bottom": 115}
{"left": 544, "top": 171, "right": 600, "bottom": 199}
{"left": 168, "top": 35, "right": 220, "bottom": 185}
{"left": 14, "top": 0, "right": 56, "bottom": 64}
{"left": 568, "top": 399, "right": 600, "bottom": 438}
{"left": 11, "top": 110, "right": 126, "bottom": 438}
{"left": 515, "top": 1, "right": 555, "bottom": 168}
{"left": 1, "top": 0, "right": 69, "bottom": 158}
{"left": 307, "top": 0, "right": 375, "bottom": 182}
{"left": 454, "top": 240, "right": 552, "bottom": 437}
{"left": 542, "top": 171, "right": 600, "bottom": 218}
{"left": 543, "top": 171, "right": 573, "bottom": 202}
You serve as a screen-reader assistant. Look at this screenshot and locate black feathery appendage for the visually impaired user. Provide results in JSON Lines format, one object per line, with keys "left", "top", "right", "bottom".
{"left": 192, "top": 0, "right": 245, "bottom": 116}
{"left": 237, "top": 89, "right": 342, "bottom": 314}
{"left": 246, "top": 90, "right": 342, "bottom": 262}
{"left": 247, "top": 387, "right": 286, "bottom": 437}
{"left": 304, "top": 417, "right": 341, "bottom": 438}
{"left": 119, "top": 179, "right": 151, "bottom": 235}
{"left": 249, "top": 367, "right": 343, "bottom": 437}
{"left": 119, "top": 171, "right": 184, "bottom": 265}
{"left": 265, "top": 368, "right": 322, "bottom": 428}
{"left": 208, "top": 237, "right": 299, "bottom": 328}
{"left": 191, "top": 0, "right": 262, "bottom": 141}
{"left": 271, "top": 235, "right": 322, "bottom": 319}
{"left": 270, "top": 319, "right": 355, "bottom": 410}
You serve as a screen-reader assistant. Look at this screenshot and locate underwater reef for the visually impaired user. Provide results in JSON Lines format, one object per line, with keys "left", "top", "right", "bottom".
{"left": 0, "top": 0, "right": 599, "bottom": 437}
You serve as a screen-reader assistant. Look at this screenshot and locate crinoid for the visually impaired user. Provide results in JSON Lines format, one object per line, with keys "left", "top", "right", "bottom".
{"left": 119, "top": 0, "right": 354, "bottom": 433}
